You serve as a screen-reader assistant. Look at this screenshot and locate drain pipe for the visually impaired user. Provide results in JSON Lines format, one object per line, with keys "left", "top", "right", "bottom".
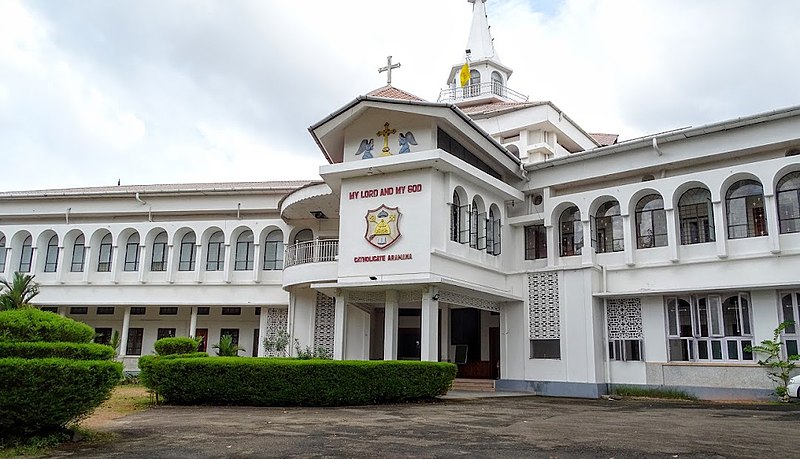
{"left": 134, "top": 193, "right": 153, "bottom": 222}
{"left": 603, "top": 297, "right": 612, "bottom": 397}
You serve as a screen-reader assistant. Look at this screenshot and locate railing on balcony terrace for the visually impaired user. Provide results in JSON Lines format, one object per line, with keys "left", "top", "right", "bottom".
{"left": 284, "top": 239, "right": 339, "bottom": 268}
{"left": 437, "top": 82, "right": 529, "bottom": 103}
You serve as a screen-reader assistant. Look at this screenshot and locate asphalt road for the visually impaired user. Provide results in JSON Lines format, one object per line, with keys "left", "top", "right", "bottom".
{"left": 48, "top": 395, "right": 800, "bottom": 458}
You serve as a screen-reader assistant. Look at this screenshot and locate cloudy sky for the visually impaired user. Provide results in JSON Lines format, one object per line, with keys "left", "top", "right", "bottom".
{"left": 1, "top": 0, "right": 799, "bottom": 191}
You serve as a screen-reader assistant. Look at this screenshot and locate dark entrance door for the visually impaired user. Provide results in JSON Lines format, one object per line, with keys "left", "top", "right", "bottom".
{"left": 397, "top": 328, "right": 421, "bottom": 360}
{"left": 489, "top": 326, "right": 500, "bottom": 379}
{"left": 195, "top": 328, "right": 209, "bottom": 352}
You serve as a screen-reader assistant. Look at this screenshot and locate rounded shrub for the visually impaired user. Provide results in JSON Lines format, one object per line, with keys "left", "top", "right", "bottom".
{"left": 153, "top": 337, "right": 200, "bottom": 356}
{"left": 140, "top": 358, "right": 456, "bottom": 406}
{"left": 0, "top": 358, "right": 122, "bottom": 437}
{"left": 0, "top": 341, "right": 114, "bottom": 360}
{"left": 0, "top": 309, "right": 94, "bottom": 343}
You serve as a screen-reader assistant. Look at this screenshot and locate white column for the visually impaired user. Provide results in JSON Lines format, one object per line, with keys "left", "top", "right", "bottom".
{"left": 581, "top": 219, "right": 594, "bottom": 266}
{"left": 119, "top": 306, "right": 131, "bottom": 358}
{"left": 194, "top": 244, "right": 204, "bottom": 283}
{"left": 665, "top": 208, "right": 679, "bottom": 263}
{"left": 110, "top": 246, "right": 120, "bottom": 284}
{"left": 166, "top": 244, "right": 176, "bottom": 284}
{"left": 137, "top": 245, "right": 148, "bottom": 283}
{"left": 712, "top": 201, "right": 728, "bottom": 259}
{"left": 545, "top": 225, "right": 557, "bottom": 266}
{"left": 384, "top": 290, "right": 399, "bottom": 360}
{"left": 56, "top": 246, "right": 66, "bottom": 283}
{"left": 258, "top": 308, "right": 269, "bottom": 357}
{"left": 622, "top": 214, "right": 635, "bottom": 266}
{"left": 764, "top": 194, "right": 781, "bottom": 254}
{"left": 82, "top": 245, "right": 93, "bottom": 283}
{"left": 223, "top": 243, "right": 232, "bottom": 283}
{"left": 420, "top": 288, "right": 439, "bottom": 362}
{"left": 58, "top": 306, "right": 66, "bottom": 317}
{"left": 333, "top": 291, "right": 347, "bottom": 360}
{"left": 439, "top": 304, "right": 450, "bottom": 362}
{"left": 189, "top": 306, "right": 198, "bottom": 338}
{"left": 28, "top": 247, "right": 38, "bottom": 274}
{"left": 252, "top": 243, "right": 262, "bottom": 283}
{"left": 3, "top": 247, "right": 12, "bottom": 279}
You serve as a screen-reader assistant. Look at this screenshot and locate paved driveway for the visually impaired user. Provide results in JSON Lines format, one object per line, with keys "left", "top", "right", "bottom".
{"left": 48, "top": 395, "right": 799, "bottom": 458}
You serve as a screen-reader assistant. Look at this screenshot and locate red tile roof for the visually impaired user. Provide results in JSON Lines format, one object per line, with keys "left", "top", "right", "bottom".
{"left": 366, "top": 85, "right": 426, "bottom": 102}
{"left": 589, "top": 133, "right": 619, "bottom": 146}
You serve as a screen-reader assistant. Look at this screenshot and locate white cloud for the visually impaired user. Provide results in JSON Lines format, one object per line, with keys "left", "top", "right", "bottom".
{"left": 1, "top": 0, "right": 798, "bottom": 191}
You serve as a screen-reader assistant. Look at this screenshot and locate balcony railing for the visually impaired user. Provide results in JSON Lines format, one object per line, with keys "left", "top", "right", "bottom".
{"left": 284, "top": 239, "right": 339, "bottom": 268}
{"left": 438, "top": 82, "right": 529, "bottom": 103}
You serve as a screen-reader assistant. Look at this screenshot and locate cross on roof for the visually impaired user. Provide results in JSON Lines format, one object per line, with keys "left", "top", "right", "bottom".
{"left": 378, "top": 55, "right": 401, "bottom": 85}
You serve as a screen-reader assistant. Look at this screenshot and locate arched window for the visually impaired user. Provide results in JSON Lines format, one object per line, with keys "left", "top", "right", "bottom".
{"left": 294, "top": 229, "right": 313, "bottom": 244}
{"left": 491, "top": 71, "right": 504, "bottom": 96}
{"left": 206, "top": 231, "right": 225, "bottom": 271}
{"left": 44, "top": 235, "right": 59, "bottom": 272}
{"left": 124, "top": 233, "right": 140, "bottom": 271}
{"left": 469, "top": 198, "right": 483, "bottom": 249}
{"left": 97, "top": 233, "right": 113, "bottom": 272}
{"left": 635, "top": 194, "right": 667, "bottom": 248}
{"left": 594, "top": 201, "right": 623, "bottom": 253}
{"left": 777, "top": 171, "right": 800, "bottom": 234}
{"left": 71, "top": 234, "right": 86, "bottom": 272}
{"left": 235, "top": 231, "right": 254, "bottom": 271}
{"left": 486, "top": 206, "right": 501, "bottom": 256}
{"left": 0, "top": 235, "right": 6, "bottom": 273}
{"left": 178, "top": 232, "right": 196, "bottom": 271}
{"left": 467, "top": 69, "right": 481, "bottom": 97}
{"left": 19, "top": 235, "right": 33, "bottom": 272}
{"left": 263, "top": 230, "right": 284, "bottom": 270}
{"left": 150, "top": 231, "right": 168, "bottom": 271}
{"left": 450, "top": 191, "right": 462, "bottom": 243}
{"left": 678, "top": 188, "right": 715, "bottom": 245}
{"left": 559, "top": 206, "right": 582, "bottom": 256}
{"left": 726, "top": 180, "right": 767, "bottom": 239}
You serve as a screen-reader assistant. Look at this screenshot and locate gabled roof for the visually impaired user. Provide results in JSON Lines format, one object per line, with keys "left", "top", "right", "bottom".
{"left": 366, "top": 85, "right": 426, "bottom": 102}
{"left": 589, "top": 133, "right": 619, "bottom": 146}
{"left": 459, "top": 101, "right": 545, "bottom": 116}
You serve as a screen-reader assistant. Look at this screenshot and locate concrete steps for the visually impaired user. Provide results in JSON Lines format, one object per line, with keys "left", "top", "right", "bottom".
{"left": 450, "top": 378, "right": 496, "bottom": 392}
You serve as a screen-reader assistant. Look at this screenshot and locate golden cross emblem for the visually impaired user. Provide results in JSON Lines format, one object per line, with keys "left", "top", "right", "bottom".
{"left": 376, "top": 122, "right": 397, "bottom": 156}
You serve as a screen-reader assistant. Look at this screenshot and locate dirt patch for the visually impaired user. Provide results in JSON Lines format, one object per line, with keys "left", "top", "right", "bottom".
{"left": 80, "top": 385, "right": 152, "bottom": 430}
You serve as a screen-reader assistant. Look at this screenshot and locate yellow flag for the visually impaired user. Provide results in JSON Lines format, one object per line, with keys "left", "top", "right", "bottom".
{"left": 459, "top": 62, "right": 470, "bottom": 87}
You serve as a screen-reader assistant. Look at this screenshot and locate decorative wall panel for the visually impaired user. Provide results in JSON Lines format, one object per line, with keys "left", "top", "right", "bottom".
{"left": 313, "top": 292, "right": 335, "bottom": 355}
{"left": 528, "top": 272, "right": 560, "bottom": 339}
{"left": 438, "top": 289, "right": 500, "bottom": 312}
{"left": 606, "top": 298, "right": 643, "bottom": 340}
{"left": 263, "top": 307, "right": 288, "bottom": 357}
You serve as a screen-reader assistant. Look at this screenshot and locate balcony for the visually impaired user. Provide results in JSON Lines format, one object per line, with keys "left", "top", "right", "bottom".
{"left": 284, "top": 239, "right": 339, "bottom": 268}
{"left": 438, "top": 82, "right": 528, "bottom": 104}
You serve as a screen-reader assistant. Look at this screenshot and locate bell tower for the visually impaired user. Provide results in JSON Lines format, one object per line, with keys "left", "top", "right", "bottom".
{"left": 438, "top": 0, "right": 527, "bottom": 106}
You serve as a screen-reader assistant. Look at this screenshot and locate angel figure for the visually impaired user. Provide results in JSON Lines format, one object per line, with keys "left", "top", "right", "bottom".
{"left": 355, "top": 138, "right": 375, "bottom": 159}
{"left": 398, "top": 132, "right": 417, "bottom": 154}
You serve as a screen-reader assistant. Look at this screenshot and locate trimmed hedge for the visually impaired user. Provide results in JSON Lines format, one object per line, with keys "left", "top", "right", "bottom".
{"left": 0, "top": 341, "right": 114, "bottom": 360}
{"left": 0, "top": 309, "right": 94, "bottom": 343}
{"left": 139, "top": 357, "right": 456, "bottom": 406}
{"left": 153, "top": 337, "right": 200, "bottom": 356}
{"left": 0, "top": 358, "right": 122, "bottom": 437}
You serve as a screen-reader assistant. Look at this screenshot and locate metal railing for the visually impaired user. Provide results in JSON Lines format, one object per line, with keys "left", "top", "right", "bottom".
{"left": 284, "top": 239, "right": 339, "bottom": 268}
{"left": 438, "top": 82, "right": 529, "bottom": 103}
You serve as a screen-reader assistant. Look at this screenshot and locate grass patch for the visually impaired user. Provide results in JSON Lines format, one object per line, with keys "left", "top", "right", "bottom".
{"left": 612, "top": 385, "right": 698, "bottom": 401}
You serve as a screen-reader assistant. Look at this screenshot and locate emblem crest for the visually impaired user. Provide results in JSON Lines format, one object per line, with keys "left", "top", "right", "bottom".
{"left": 365, "top": 205, "right": 401, "bottom": 249}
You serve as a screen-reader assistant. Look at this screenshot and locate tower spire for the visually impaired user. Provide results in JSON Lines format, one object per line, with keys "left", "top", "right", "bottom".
{"left": 466, "top": 0, "right": 500, "bottom": 63}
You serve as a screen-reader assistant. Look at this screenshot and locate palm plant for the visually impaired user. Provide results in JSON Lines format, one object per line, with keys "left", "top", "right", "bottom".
{"left": 0, "top": 272, "right": 40, "bottom": 310}
{"left": 212, "top": 334, "right": 244, "bottom": 357}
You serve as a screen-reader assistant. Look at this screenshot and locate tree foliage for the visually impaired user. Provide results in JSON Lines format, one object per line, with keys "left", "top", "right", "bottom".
{"left": 0, "top": 272, "right": 40, "bottom": 310}
{"left": 212, "top": 334, "right": 244, "bottom": 357}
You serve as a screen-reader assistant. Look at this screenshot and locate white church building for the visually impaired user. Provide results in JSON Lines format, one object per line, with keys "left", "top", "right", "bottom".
{"left": 2, "top": 0, "right": 799, "bottom": 400}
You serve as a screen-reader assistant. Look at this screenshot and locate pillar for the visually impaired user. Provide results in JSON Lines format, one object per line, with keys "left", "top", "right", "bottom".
{"left": 545, "top": 225, "right": 556, "bottom": 266}
{"left": 166, "top": 244, "right": 175, "bottom": 284}
{"left": 56, "top": 245, "right": 66, "bottom": 283}
{"left": 194, "top": 243, "right": 204, "bottom": 283}
{"left": 3, "top": 247, "right": 12, "bottom": 278}
{"left": 223, "top": 243, "right": 232, "bottom": 283}
{"left": 258, "top": 308, "right": 269, "bottom": 357}
{"left": 421, "top": 288, "right": 439, "bottom": 362}
{"left": 384, "top": 290, "right": 398, "bottom": 360}
{"left": 439, "top": 304, "right": 451, "bottom": 362}
{"left": 622, "top": 214, "right": 635, "bottom": 266}
{"left": 58, "top": 306, "right": 66, "bottom": 317}
{"left": 333, "top": 291, "right": 347, "bottom": 360}
{"left": 28, "top": 247, "right": 38, "bottom": 274}
{"left": 110, "top": 245, "right": 120, "bottom": 284}
{"left": 137, "top": 244, "right": 148, "bottom": 283}
{"left": 189, "top": 306, "right": 198, "bottom": 339}
{"left": 712, "top": 201, "right": 728, "bottom": 259}
{"left": 581, "top": 219, "right": 594, "bottom": 266}
{"left": 253, "top": 243, "right": 262, "bottom": 283}
{"left": 119, "top": 306, "right": 131, "bottom": 358}
{"left": 82, "top": 245, "right": 93, "bottom": 283}
{"left": 764, "top": 194, "right": 781, "bottom": 254}
{"left": 665, "top": 208, "right": 679, "bottom": 263}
